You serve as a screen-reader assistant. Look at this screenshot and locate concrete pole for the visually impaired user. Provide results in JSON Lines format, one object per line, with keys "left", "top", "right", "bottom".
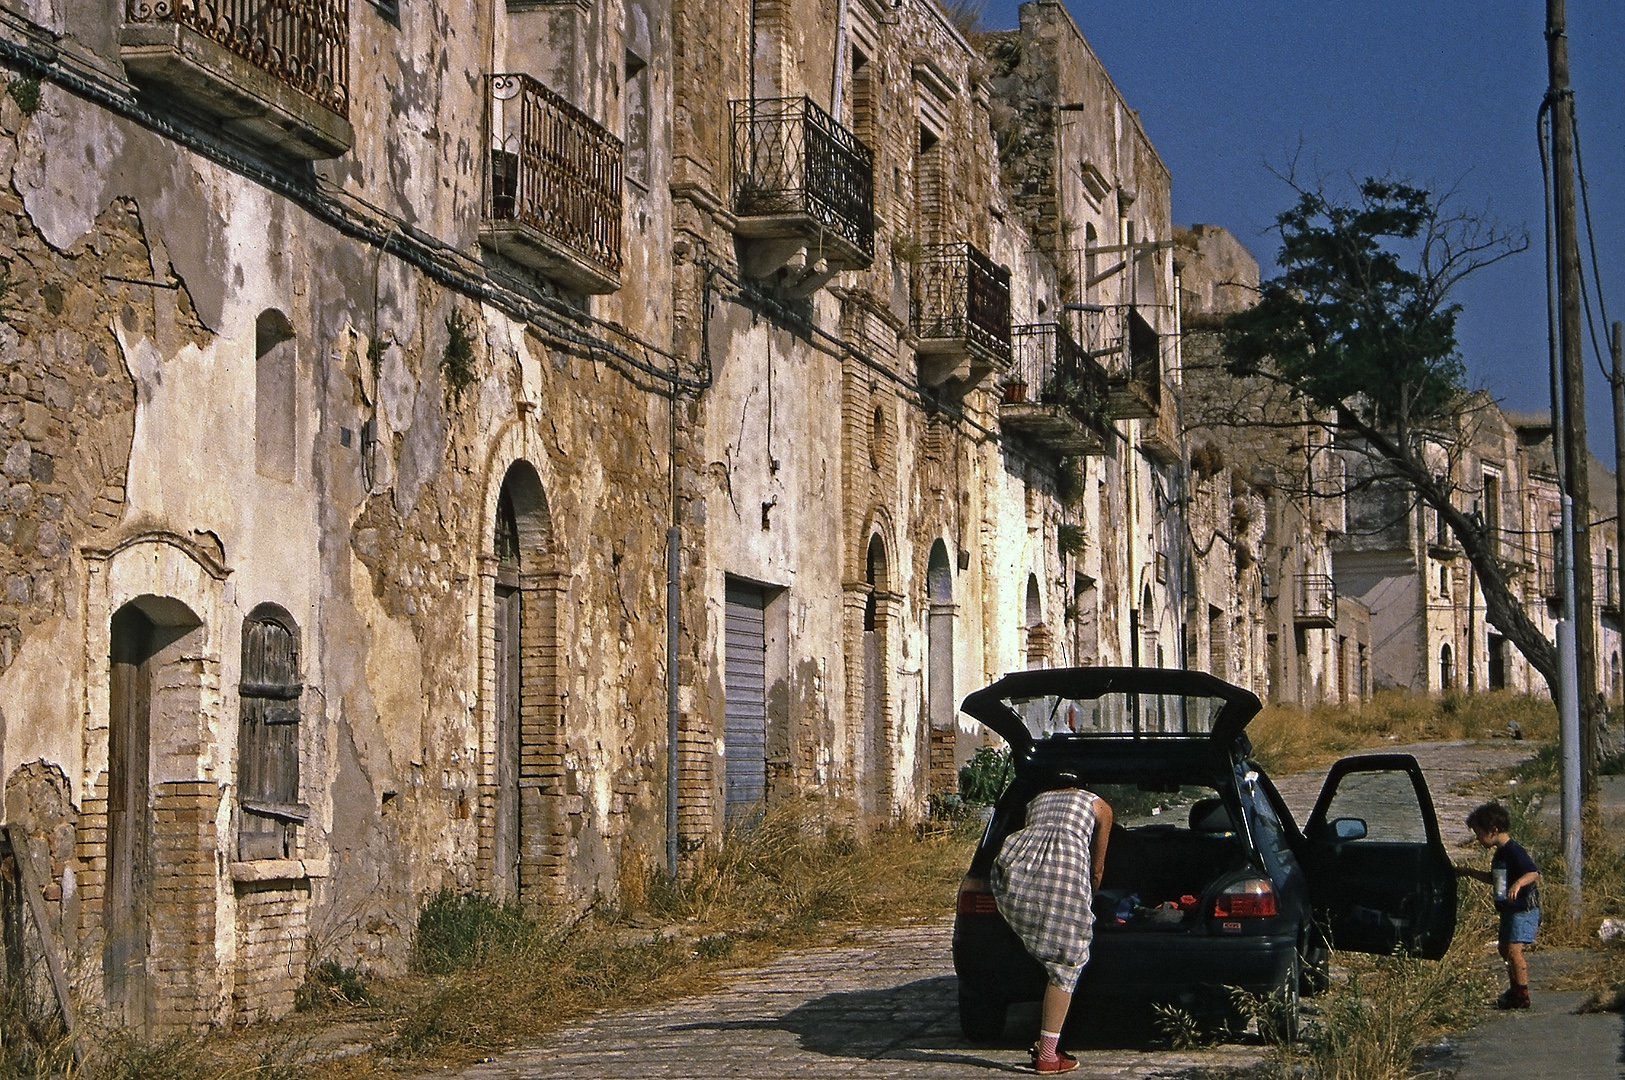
{"left": 1612, "top": 321, "right": 1624, "bottom": 652}
{"left": 1547, "top": 0, "right": 1586, "bottom": 921}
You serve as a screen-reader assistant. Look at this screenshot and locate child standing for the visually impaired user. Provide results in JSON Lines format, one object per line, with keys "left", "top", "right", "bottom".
{"left": 1454, "top": 801, "right": 1540, "bottom": 1009}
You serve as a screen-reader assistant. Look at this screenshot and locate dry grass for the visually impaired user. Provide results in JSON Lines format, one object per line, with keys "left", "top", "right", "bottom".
{"left": 17, "top": 692, "right": 1610, "bottom": 1077}
{"left": 1246, "top": 690, "right": 1556, "bottom": 774}
{"left": 1279, "top": 926, "right": 1495, "bottom": 1080}
{"left": 1470, "top": 741, "right": 1625, "bottom": 1011}
{"left": 289, "top": 804, "right": 972, "bottom": 1079}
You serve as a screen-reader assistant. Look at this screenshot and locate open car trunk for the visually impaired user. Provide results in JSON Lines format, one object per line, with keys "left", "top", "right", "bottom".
{"left": 1093, "top": 803, "right": 1251, "bottom": 931}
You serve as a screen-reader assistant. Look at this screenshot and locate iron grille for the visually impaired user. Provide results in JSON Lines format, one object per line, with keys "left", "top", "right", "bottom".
{"left": 912, "top": 242, "right": 1011, "bottom": 364}
{"left": 1007, "top": 323, "right": 1109, "bottom": 429}
{"left": 1296, "top": 574, "right": 1337, "bottom": 620}
{"left": 488, "top": 73, "right": 624, "bottom": 280}
{"left": 732, "top": 96, "right": 875, "bottom": 261}
{"left": 126, "top": 0, "right": 350, "bottom": 118}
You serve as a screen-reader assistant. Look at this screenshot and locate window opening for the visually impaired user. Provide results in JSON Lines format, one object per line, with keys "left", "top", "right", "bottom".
{"left": 238, "top": 608, "right": 304, "bottom": 860}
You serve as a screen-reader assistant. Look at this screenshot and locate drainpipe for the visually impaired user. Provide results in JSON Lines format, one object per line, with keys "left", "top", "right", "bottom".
{"left": 666, "top": 524, "right": 680, "bottom": 879}
{"left": 831, "top": 0, "right": 849, "bottom": 114}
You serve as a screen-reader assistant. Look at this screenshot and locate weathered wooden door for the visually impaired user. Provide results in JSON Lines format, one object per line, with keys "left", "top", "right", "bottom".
{"left": 107, "top": 605, "right": 153, "bottom": 1029}
{"left": 238, "top": 613, "right": 302, "bottom": 860}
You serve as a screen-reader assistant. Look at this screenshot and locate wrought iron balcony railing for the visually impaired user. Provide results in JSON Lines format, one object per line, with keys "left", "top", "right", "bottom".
{"left": 999, "top": 323, "right": 1112, "bottom": 455}
{"left": 485, "top": 73, "right": 623, "bottom": 292}
{"left": 125, "top": 0, "right": 349, "bottom": 118}
{"left": 912, "top": 242, "right": 1012, "bottom": 367}
{"left": 1295, "top": 574, "right": 1337, "bottom": 627}
{"left": 731, "top": 96, "right": 875, "bottom": 265}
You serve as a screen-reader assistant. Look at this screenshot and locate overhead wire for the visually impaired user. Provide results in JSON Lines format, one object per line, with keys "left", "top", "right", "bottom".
{"left": 1568, "top": 106, "right": 1615, "bottom": 385}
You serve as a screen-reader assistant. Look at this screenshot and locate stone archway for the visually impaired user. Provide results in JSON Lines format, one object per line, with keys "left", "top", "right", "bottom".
{"left": 860, "top": 534, "right": 893, "bottom": 818}
{"left": 484, "top": 460, "right": 565, "bottom": 910}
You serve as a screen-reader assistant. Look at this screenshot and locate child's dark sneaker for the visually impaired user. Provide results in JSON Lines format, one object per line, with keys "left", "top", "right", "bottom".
{"left": 1495, "top": 987, "right": 1530, "bottom": 1009}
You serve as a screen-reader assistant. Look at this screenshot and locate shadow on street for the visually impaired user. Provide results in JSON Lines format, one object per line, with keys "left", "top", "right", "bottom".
{"left": 669, "top": 974, "right": 1173, "bottom": 1065}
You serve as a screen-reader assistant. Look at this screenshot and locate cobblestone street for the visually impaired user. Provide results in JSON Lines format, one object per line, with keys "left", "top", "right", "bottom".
{"left": 440, "top": 920, "right": 1266, "bottom": 1080}
{"left": 427, "top": 740, "right": 1554, "bottom": 1080}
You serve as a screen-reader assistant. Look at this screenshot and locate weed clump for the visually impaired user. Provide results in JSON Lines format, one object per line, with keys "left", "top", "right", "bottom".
{"left": 297, "top": 960, "right": 372, "bottom": 1011}
{"left": 414, "top": 890, "right": 532, "bottom": 975}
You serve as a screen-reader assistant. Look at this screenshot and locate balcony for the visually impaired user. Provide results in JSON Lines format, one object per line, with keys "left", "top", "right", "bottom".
{"left": 480, "top": 74, "right": 623, "bottom": 295}
{"left": 912, "top": 242, "right": 1012, "bottom": 388}
{"left": 1105, "top": 308, "right": 1162, "bottom": 420}
{"left": 120, "top": 0, "right": 353, "bottom": 159}
{"left": 998, "top": 323, "right": 1112, "bottom": 456}
{"left": 1294, "top": 574, "right": 1338, "bottom": 628}
{"left": 731, "top": 96, "right": 874, "bottom": 292}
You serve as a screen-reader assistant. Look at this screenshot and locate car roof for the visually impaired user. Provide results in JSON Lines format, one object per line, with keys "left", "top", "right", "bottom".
{"left": 958, "top": 666, "right": 1263, "bottom": 758}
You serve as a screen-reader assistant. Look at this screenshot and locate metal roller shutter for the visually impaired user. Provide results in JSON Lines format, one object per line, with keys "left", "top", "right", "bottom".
{"left": 724, "top": 582, "right": 768, "bottom": 827}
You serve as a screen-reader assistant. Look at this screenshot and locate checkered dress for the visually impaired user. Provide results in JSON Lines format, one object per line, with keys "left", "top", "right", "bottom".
{"left": 990, "top": 788, "right": 1099, "bottom": 992}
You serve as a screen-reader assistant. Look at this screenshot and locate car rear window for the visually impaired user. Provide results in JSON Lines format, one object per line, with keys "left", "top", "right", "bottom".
{"left": 1004, "top": 689, "right": 1230, "bottom": 740}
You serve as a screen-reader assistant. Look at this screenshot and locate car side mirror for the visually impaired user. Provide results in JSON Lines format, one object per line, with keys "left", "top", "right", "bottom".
{"left": 1330, "top": 817, "right": 1367, "bottom": 842}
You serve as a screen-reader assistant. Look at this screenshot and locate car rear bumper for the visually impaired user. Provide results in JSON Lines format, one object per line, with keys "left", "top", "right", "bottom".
{"left": 954, "top": 912, "right": 1297, "bottom": 1007}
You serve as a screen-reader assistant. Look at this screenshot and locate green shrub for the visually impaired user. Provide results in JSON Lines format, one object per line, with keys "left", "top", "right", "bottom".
{"left": 1057, "top": 522, "right": 1085, "bottom": 559}
{"left": 6, "top": 78, "right": 40, "bottom": 117}
{"left": 440, "top": 310, "right": 478, "bottom": 405}
{"left": 959, "top": 745, "right": 1013, "bottom": 805}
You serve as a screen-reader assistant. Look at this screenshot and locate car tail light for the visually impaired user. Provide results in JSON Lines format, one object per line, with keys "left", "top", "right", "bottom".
{"left": 957, "top": 876, "right": 999, "bottom": 916}
{"left": 1212, "top": 877, "right": 1277, "bottom": 918}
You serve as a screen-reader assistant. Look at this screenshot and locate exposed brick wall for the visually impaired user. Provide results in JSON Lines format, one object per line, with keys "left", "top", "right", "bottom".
{"left": 146, "top": 780, "right": 218, "bottom": 1032}
{"left": 233, "top": 880, "right": 310, "bottom": 1023}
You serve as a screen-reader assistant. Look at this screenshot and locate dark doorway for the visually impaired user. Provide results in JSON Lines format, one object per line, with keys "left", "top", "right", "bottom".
{"left": 1487, "top": 633, "right": 1507, "bottom": 691}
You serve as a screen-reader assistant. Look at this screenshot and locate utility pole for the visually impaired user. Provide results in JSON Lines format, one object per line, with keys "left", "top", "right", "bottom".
{"left": 1613, "top": 321, "right": 1624, "bottom": 664}
{"left": 1546, "top": 0, "right": 1588, "bottom": 922}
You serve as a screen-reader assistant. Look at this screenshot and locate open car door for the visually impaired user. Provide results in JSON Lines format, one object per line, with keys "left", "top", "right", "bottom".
{"left": 1302, "top": 754, "right": 1457, "bottom": 959}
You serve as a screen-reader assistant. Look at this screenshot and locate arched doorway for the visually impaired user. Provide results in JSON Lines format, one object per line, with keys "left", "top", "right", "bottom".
{"left": 106, "top": 596, "right": 204, "bottom": 1032}
{"left": 489, "top": 461, "right": 561, "bottom": 906}
{"left": 1024, "top": 574, "right": 1047, "bottom": 669}
{"left": 862, "top": 534, "right": 891, "bottom": 817}
{"left": 927, "top": 541, "right": 955, "bottom": 795}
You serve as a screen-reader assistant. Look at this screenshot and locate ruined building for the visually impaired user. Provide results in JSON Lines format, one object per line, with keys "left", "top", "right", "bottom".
{"left": 1177, "top": 224, "right": 1371, "bottom": 707}
{"left": 0, "top": 0, "right": 1202, "bottom": 1033}
{"left": 1176, "top": 224, "right": 1619, "bottom": 707}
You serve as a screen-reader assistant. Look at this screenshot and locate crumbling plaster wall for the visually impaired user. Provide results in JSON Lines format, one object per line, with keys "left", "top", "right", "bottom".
{"left": 0, "top": 0, "right": 680, "bottom": 1015}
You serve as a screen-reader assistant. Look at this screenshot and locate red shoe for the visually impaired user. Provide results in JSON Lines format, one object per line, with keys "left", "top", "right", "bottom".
{"left": 1031, "top": 1048, "right": 1078, "bottom": 1073}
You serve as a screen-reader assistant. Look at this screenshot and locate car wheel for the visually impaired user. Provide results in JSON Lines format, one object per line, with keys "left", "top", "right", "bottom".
{"left": 1270, "top": 949, "right": 1302, "bottom": 1045}
{"left": 1299, "top": 926, "right": 1331, "bottom": 996}
{"left": 958, "top": 986, "right": 1008, "bottom": 1043}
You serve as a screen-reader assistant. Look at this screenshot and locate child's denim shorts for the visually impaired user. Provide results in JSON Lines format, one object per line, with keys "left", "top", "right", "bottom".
{"left": 1499, "top": 906, "right": 1540, "bottom": 945}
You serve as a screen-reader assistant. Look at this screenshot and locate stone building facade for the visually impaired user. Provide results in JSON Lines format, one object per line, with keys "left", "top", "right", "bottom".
{"left": 0, "top": 0, "right": 1209, "bottom": 1035}
{"left": 1177, "top": 224, "right": 1371, "bottom": 707}
{"left": 1176, "top": 224, "right": 1618, "bottom": 708}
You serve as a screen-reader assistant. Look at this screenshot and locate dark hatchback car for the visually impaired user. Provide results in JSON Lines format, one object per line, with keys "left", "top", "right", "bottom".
{"left": 952, "top": 666, "right": 1458, "bottom": 1041}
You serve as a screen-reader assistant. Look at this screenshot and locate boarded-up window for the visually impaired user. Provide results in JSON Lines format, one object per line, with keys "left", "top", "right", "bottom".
{"left": 238, "top": 608, "right": 304, "bottom": 860}
{"left": 255, "top": 310, "right": 297, "bottom": 482}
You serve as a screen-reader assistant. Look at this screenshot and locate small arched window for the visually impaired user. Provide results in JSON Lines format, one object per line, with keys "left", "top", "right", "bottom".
{"left": 1439, "top": 643, "right": 1455, "bottom": 691}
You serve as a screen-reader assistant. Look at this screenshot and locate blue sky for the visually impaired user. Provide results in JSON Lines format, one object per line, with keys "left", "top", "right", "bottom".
{"left": 979, "top": 2, "right": 1625, "bottom": 459}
